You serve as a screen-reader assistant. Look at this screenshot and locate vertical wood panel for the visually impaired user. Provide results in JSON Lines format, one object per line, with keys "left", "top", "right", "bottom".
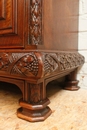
{"left": 41, "top": 0, "right": 79, "bottom": 51}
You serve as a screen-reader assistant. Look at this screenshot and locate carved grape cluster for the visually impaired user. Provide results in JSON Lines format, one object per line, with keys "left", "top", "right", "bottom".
{"left": 11, "top": 53, "right": 39, "bottom": 77}
{"left": 14, "top": 54, "right": 39, "bottom": 76}
{"left": 0, "top": 52, "right": 84, "bottom": 78}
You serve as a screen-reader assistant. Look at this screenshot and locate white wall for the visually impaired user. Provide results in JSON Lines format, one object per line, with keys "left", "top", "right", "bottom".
{"left": 77, "top": 0, "right": 87, "bottom": 89}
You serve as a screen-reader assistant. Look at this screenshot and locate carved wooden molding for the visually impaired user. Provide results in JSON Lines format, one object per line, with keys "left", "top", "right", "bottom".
{"left": 29, "top": 0, "right": 42, "bottom": 45}
{"left": 42, "top": 52, "right": 85, "bottom": 76}
{"left": 0, "top": 51, "right": 84, "bottom": 79}
{"left": 0, "top": 52, "right": 43, "bottom": 78}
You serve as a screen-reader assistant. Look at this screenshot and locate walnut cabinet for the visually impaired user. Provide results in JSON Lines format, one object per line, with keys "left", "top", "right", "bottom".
{"left": 0, "top": 0, "right": 84, "bottom": 122}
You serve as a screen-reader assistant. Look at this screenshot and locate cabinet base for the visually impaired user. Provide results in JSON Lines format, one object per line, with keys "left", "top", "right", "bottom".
{"left": 0, "top": 51, "right": 84, "bottom": 122}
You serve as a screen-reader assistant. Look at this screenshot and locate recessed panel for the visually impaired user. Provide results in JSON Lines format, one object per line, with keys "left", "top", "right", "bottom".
{"left": 0, "top": 0, "right": 5, "bottom": 20}
{"left": 0, "top": 0, "right": 27, "bottom": 48}
{"left": 0, "top": 0, "right": 17, "bottom": 34}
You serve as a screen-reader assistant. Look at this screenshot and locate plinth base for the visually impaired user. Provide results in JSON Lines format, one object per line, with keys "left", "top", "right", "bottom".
{"left": 17, "top": 107, "right": 52, "bottom": 122}
{"left": 17, "top": 98, "right": 52, "bottom": 122}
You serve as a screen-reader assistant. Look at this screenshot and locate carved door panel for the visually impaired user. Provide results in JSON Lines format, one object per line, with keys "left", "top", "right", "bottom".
{"left": 0, "top": 0, "right": 27, "bottom": 49}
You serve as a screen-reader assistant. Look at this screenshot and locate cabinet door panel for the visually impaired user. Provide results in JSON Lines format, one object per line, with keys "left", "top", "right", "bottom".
{"left": 0, "top": 0, "right": 25, "bottom": 48}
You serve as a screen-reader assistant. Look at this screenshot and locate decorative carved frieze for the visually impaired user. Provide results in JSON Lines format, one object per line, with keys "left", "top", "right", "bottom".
{"left": 0, "top": 52, "right": 40, "bottom": 77}
{"left": 58, "top": 53, "right": 84, "bottom": 70}
{"left": 42, "top": 52, "right": 84, "bottom": 76}
{"left": 0, "top": 52, "right": 84, "bottom": 78}
{"left": 29, "top": 0, "right": 42, "bottom": 45}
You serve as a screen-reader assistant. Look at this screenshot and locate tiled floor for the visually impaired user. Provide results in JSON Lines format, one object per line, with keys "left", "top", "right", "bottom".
{"left": 0, "top": 81, "right": 87, "bottom": 130}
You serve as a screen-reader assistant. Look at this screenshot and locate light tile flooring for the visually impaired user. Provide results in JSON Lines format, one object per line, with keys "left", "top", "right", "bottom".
{"left": 0, "top": 81, "right": 87, "bottom": 130}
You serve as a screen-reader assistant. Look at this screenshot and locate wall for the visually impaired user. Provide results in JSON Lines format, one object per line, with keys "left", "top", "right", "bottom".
{"left": 77, "top": 0, "right": 87, "bottom": 89}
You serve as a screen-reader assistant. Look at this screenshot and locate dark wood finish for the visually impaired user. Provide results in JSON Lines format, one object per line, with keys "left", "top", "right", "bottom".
{"left": 0, "top": 0, "right": 84, "bottom": 122}
{"left": 64, "top": 69, "right": 80, "bottom": 91}
{"left": 39, "top": 0, "right": 79, "bottom": 50}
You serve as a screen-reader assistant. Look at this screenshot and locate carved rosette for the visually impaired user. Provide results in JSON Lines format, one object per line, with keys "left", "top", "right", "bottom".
{"left": 29, "top": 0, "right": 42, "bottom": 45}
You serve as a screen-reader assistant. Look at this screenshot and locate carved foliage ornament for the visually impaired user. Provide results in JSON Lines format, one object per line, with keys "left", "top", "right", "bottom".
{"left": 0, "top": 52, "right": 39, "bottom": 77}
{"left": 0, "top": 52, "right": 84, "bottom": 78}
{"left": 30, "top": 0, "right": 42, "bottom": 45}
{"left": 11, "top": 53, "right": 39, "bottom": 77}
{"left": 58, "top": 53, "right": 84, "bottom": 70}
{"left": 43, "top": 52, "right": 84, "bottom": 76}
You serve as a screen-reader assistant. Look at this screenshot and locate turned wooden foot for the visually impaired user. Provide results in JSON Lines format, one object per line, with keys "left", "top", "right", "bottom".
{"left": 64, "top": 69, "right": 80, "bottom": 91}
{"left": 64, "top": 80, "right": 80, "bottom": 91}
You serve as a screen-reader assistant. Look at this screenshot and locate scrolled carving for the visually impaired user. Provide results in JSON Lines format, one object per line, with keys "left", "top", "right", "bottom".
{"left": 30, "top": 0, "right": 42, "bottom": 45}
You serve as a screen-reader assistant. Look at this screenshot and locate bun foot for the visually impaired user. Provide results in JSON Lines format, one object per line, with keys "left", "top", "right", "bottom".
{"left": 64, "top": 80, "right": 80, "bottom": 91}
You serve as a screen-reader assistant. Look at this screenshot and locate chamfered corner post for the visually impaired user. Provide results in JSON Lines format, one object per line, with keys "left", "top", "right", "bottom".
{"left": 17, "top": 80, "right": 52, "bottom": 122}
